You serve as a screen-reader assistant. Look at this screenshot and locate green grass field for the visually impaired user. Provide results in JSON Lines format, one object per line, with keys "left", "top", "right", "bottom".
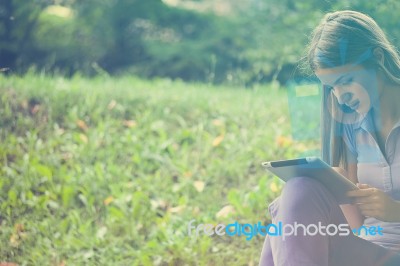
{"left": 0, "top": 74, "right": 319, "bottom": 265}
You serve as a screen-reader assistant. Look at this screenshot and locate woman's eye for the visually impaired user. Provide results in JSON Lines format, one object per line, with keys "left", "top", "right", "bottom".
{"left": 341, "top": 78, "right": 353, "bottom": 85}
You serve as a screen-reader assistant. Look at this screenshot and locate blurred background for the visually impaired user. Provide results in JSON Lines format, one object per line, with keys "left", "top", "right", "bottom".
{"left": 1, "top": 0, "right": 400, "bottom": 265}
{"left": 2, "top": 0, "right": 398, "bottom": 85}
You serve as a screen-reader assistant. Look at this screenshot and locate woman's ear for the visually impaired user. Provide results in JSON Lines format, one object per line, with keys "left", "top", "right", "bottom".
{"left": 373, "top": 47, "right": 385, "bottom": 65}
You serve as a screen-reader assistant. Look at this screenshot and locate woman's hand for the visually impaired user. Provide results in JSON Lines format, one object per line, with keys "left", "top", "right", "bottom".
{"left": 347, "top": 183, "right": 400, "bottom": 222}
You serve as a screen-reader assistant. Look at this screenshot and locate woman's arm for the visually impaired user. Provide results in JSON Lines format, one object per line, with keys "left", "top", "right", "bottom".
{"left": 340, "top": 204, "right": 364, "bottom": 229}
{"left": 332, "top": 144, "right": 365, "bottom": 228}
{"left": 337, "top": 149, "right": 400, "bottom": 223}
{"left": 347, "top": 183, "right": 400, "bottom": 222}
{"left": 334, "top": 164, "right": 365, "bottom": 229}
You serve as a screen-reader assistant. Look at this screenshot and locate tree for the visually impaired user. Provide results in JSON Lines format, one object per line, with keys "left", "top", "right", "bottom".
{"left": 0, "top": 0, "right": 50, "bottom": 72}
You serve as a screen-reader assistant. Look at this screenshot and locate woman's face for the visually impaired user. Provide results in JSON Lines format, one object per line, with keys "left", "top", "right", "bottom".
{"left": 315, "top": 64, "right": 379, "bottom": 115}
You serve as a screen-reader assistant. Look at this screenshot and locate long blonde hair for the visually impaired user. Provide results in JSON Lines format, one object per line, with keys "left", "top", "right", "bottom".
{"left": 306, "top": 10, "right": 400, "bottom": 168}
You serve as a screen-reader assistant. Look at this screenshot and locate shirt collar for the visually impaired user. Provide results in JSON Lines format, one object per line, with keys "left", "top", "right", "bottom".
{"left": 355, "top": 107, "right": 400, "bottom": 133}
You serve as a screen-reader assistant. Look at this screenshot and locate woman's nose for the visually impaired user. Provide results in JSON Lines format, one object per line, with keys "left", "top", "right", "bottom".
{"left": 334, "top": 88, "right": 352, "bottom": 105}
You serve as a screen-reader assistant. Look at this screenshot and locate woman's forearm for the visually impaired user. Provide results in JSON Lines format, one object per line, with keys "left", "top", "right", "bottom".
{"left": 332, "top": 165, "right": 364, "bottom": 228}
{"left": 340, "top": 204, "right": 364, "bottom": 229}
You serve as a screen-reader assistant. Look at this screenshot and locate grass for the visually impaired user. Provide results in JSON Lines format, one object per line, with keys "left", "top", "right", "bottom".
{"left": 0, "top": 73, "right": 319, "bottom": 265}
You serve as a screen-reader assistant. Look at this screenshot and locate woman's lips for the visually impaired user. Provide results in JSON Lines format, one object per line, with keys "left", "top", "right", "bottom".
{"left": 348, "top": 100, "right": 360, "bottom": 110}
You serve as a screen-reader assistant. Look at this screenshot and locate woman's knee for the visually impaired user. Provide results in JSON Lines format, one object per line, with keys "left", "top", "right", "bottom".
{"left": 279, "top": 177, "right": 332, "bottom": 212}
{"left": 266, "top": 177, "right": 336, "bottom": 222}
{"left": 283, "top": 176, "right": 326, "bottom": 197}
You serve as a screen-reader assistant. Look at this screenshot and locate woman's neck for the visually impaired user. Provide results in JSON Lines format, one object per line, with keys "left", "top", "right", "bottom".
{"left": 377, "top": 80, "right": 400, "bottom": 129}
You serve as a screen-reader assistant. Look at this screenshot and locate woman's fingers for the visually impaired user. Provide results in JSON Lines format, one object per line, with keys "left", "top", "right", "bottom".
{"left": 356, "top": 202, "right": 383, "bottom": 218}
{"left": 352, "top": 195, "right": 377, "bottom": 204}
{"left": 356, "top": 183, "right": 371, "bottom": 189}
{"left": 359, "top": 209, "right": 382, "bottom": 218}
{"left": 344, "top": 185, "right": 400, "bottom": 222}
{"left": 357, "top": 203, "right": 379, "bottom": 211}
{"left": 347, "top": 188, "right": 375, "bottom": 197}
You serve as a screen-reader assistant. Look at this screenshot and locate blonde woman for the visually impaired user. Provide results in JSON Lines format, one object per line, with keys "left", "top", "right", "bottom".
{"left": 259, "top": 11, "right": 400, "bottom": 266}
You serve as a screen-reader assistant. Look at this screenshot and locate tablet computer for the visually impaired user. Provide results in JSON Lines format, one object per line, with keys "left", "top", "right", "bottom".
{"left": 261, "top": 157, "right": 358, "bottom": 204}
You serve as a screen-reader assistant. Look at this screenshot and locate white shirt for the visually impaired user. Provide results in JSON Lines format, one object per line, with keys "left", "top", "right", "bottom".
{"left": 344, "top": 107, "right": 400, "bottom": 251}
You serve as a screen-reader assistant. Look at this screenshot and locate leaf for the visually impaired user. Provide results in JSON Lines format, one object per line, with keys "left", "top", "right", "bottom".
{"left": 192, "top": 206, "right": 200, "bottom": 216}
{"left": 55, "top": 127, "right": 65, "bottom": 136}
{"left": 9, "top": 234, "right": 20, "bottom": 248}
{"left": 216, "top": 205, "right": 235, "bottom": 218}
{"left": 212, "top": 135, "right": 224, "bottom": 147}
{"left": 31, "top": 104, "right": 40, "bottom": 115}
{"left": 47, "top": 200, "right": 59, "bottom": 209}
{"left": 79, "top": 134, "right": 88, "bottom": 143}
{"left": 150, "top": 199, "right": 168, "bottom": 210}
{"left": 9, "top": 224, "right": 25, "bottom": 248}
{"left": 276, "top": 135, "right": 292, "bottom": 147}
{"left": 184, "top": 171, "right": 192, "bottom": 178}
{"left": 8, "top": 190, "right": 17, "bottom": 205}
{"left": 108, "top": 206, "right": 125, "bottom": 219}
{"left": 83, "top": 250, "right": 94, "bottom": 260}
{"left": 14, "top": 223, "right": 24, "bottom": 233}
{"left": 76, "top": 119, "right": 88, "bottom": 131}
{"left": 34, "top": 164, "right": 52, "bottom": 178}
{"left": 62, "top": 186, "right": 75, "bottom": 207}
{"left": 227, "top": 189, "right": 241, "bottom": 207}
{"left": 107, "top": 100, "right": 117, "bottom": 110}
{"left": 78, "top": 194, "right": 88, "bottom": 206}
{"left": 295, "top": 142, "right": 308, "bottom": 152}
{"left": 168, "top": 205, "right": 185, "bottom": 214}
{"left": 212, "top": 119, "right": 224, "bottom": 126}
{"left": 96, "top": 226, "right": 107, "bottom": 239}
{"left": 270, "top": 182, "right": 279, "bottom": 192}
{"left": 193, "top": 181, "right": 205, "bottom": 192}
{"left": 125, "top": 194, "right": 132, "bottom": 202}
{"left": 123, "top": 120, "right": 137, "bottom": 128}
{"left": 103, "top": 196, "right": 114, "bottom": 206}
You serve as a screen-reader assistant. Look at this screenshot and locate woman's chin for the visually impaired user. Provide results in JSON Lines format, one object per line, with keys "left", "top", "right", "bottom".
{"left": 354, "top": 105, "right": 370, "bottom": 115}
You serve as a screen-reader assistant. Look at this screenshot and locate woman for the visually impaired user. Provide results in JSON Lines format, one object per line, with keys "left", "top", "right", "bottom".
{"left": 259, "top": 10, "right": 400, "bottom": 265}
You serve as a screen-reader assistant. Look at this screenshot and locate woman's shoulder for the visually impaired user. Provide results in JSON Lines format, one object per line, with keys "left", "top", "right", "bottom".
{"left": 341, "top": 113, "right": 368, "bottom": 156}
{"left": 343, "top": 112, "right": 368, "bottom": 131}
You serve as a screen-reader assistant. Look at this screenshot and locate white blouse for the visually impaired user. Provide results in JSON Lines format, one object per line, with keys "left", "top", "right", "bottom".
{"left": 343, "top": 108, "right": 400, "bottom": 251}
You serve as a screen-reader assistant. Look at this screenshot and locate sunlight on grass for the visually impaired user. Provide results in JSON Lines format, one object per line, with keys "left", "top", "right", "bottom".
{"left": 0, "top": 74, "right": 318, "bottom": 265}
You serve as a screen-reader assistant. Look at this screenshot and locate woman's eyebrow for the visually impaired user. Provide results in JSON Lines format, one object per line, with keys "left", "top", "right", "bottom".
{"left": 334, "top": 75, "right": 346, "bottom": 85}
{"left": 324, "top": 74, "right": 349, "bottom": 87}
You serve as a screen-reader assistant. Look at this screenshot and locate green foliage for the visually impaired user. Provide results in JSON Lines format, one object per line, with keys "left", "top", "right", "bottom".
{"left": 0, "top": 0, "right": 50, "bottom": 70}
{"left": 0, "top": 74, "right": 319, "bottom": 264}
{"left": 3, "top": 1, "right": 400, "bottom": 83}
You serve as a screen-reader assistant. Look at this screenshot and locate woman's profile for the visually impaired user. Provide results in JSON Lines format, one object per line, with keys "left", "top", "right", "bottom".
{"left": 259, "top": 10, "right": 400, "bottom": 266}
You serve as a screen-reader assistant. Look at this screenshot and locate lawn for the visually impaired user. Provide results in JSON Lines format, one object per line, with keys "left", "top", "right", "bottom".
{"left": 0, "top": 73, "right": 319, "bottom": 265}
